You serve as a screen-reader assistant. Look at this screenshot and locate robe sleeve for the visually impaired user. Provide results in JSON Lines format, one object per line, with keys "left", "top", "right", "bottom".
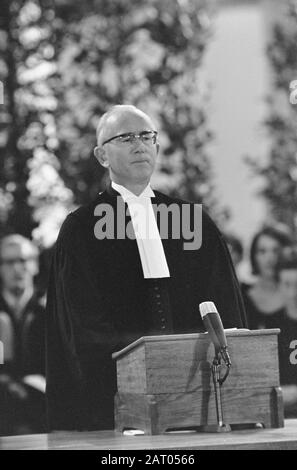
{"left": 45, "top": 214, "right": 119, "bottom": 431}
{"left": 201, "top": 212, "right": 248, "bottom": 329}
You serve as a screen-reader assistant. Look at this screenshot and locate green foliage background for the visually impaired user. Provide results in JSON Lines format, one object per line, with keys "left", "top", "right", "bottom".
{"left": 247, "top": 0, "right": 297, "bottom": 239}
{"left": 0, "top": 0, "right": 219, "bottom": 246}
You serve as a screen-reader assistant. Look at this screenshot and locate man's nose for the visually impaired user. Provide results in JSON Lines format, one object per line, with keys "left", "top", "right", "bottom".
{"left": 133, "top": 135, "right": 146, "bottom": 148}
{"left": 12, "top": 260, "right": 26, "bottom": 273}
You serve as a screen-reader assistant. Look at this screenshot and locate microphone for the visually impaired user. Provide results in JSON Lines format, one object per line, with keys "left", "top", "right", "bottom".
{"left": 199, "top": 301, "right": 231, "bottom": 367}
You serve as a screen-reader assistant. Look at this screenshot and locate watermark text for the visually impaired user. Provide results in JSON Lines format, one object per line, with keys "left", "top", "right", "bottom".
{"left": 94, "top": 198, "right": 202, "bottom": 250}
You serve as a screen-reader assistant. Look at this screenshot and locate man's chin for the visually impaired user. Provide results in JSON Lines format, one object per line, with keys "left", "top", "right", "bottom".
{"left": 132, "top": 166, "right": 153, "bottom": 178}
{"left": 11, "top": 283, "right": 26, "bottom": 294}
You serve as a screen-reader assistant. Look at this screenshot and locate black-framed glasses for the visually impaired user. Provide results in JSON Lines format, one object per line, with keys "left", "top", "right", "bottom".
{"left": 102, "top": 130, "right": 158, "bottom": 146}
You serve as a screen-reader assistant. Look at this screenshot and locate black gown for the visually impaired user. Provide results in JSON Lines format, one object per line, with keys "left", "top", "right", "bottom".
{"left": 45, "top": 186, "right": 247, "bottom": 431}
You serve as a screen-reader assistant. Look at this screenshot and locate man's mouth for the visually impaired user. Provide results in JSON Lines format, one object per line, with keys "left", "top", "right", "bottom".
{"left": 132, "top": 159, "right": 149, "bottom": 164}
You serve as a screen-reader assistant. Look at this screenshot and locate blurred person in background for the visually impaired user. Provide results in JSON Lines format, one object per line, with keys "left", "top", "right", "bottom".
{"left": 278, "top": 255, "right": 297, "bottom": 419}
{"left": 0, "top": 234, "right": 46, "bottom": 435}
{"left": 242, "top": 226, "right": 292, "bottom": 330}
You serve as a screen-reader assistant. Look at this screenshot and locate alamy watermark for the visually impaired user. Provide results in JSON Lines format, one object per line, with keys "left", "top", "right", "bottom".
{"left": 94, "top": 197, "right": 202, "bottom": 250}
{"left": 289, "top": 339, "right": 297, "bottom": 365}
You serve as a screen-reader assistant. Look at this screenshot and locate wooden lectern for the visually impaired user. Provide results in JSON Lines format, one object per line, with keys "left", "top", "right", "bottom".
{"left": 112, "top": 329, "right": 284, "bottom": 435}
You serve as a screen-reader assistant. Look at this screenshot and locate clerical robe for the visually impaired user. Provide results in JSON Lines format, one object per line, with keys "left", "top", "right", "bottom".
{"left": 45, "top": 186, "right": 247, "bottom": 431}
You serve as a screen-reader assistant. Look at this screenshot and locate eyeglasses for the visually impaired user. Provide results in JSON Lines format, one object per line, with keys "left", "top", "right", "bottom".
{"left": 102, "top": 130, "right": 158, "bottom": 146}
{"left": 0, "top": 257, "right": 36, "bottom": 266}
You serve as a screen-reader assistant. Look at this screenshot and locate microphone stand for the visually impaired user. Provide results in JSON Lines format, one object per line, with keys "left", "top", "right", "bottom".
{"left": 212, "top": 352, "right": 231, "bottom": 432}
{"left": 201, "top": 349, "right": 231, "bottom": 433}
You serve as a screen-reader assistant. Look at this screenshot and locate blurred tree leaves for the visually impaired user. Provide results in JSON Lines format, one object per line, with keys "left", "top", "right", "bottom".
{"left": 0, "top": 0, "right": 218, "bottom": 245}
{"left": 246, "top": 0, "right": 297, "bottom": 239}
{"left": 54, "top": 0, "right": 216, "bottom": 207}
{"left": 0, "top": 0, "right": 73, "bottom": 244}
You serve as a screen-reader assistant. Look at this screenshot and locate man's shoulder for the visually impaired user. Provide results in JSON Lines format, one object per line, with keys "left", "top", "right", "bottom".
{"left": 153, "top": 191, "right": 220, "bottom": 231}
{"left": 70, "top": 191, "right": 108, "bottom": 219}
{"left": 57, "top": 192, "right": 108, "bottom": 242}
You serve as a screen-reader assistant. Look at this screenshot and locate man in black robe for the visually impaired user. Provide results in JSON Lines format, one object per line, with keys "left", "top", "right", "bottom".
{"left": 46, "top": 105, "right": 247, "bottom": 431}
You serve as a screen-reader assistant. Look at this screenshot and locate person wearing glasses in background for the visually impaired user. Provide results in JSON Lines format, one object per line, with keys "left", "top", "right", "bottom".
{"left": 46, "top": 104, "right": 247, "bottom": 432}
{"left": 0, "top": 234, "right": 46, "bottom": 435}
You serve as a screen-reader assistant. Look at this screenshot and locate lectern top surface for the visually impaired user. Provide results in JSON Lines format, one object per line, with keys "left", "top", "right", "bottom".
{"left": 112, "top": 328, "right": 280, "bottom": 360}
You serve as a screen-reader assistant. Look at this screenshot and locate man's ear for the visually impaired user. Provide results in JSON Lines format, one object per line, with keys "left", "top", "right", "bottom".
{"left": 94, "top": 146, "right": 109, "bottom": 168}
{"left": 156, "top": 142, "right": 160, "bottom": 155}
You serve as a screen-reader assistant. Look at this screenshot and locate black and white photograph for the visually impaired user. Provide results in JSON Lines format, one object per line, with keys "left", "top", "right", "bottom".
{"left": 0, "top": 0, "right": 297, "bottom": 455}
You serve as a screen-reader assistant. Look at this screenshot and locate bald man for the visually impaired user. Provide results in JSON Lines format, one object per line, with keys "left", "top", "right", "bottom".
{"left": 46, "top": 105, "right": 247, "bottom": 431}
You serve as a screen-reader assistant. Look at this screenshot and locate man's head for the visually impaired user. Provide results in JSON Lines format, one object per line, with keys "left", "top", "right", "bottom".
{"left": 94, "top": 105, "right": 159, "bottom": 190}
{"left": 0, "top": 235, "right": 39, "bottom": 295}
{"left": 278, "top": 256, "right": 297, "bottom": 305}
